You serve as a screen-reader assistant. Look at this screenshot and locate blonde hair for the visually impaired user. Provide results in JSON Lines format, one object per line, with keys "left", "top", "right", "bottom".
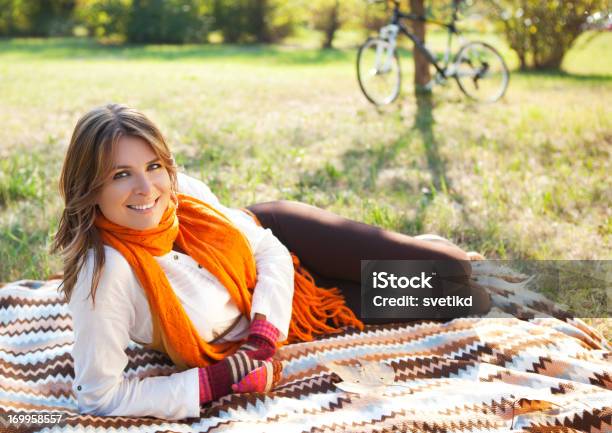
{"left": 50, "top": 103, "right": 178, "bottom": 305}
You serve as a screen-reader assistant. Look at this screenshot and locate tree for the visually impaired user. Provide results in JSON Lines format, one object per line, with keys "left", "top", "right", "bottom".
{"left": 360, "top": 0, "right": 388, "bottom": 35}
{"left": 310, "top": 0, "right": 343, "bottom": 49}
{"left": 75, "top": 0, "right": 131, "bottom": 41}
{"left": 126, "top": 0, "right": 211, "bottom": 43}
{"left": 486, "top": 0, "right": 608, "bottom": 70}
{"left": 212, "top": 0, "right": 295, "bottom": 43}
{"left": 410, "top": 0, "right": 431, "bottom": 91}
{"left": 0, "top": 0, "right": 76, "bottom": 36}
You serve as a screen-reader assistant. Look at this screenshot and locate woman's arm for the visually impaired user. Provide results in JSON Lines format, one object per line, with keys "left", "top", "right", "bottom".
{"left": 69, "top": 247, "right": 200, "bottom": 420}
{"left": 177, "top": 172, "right": 295, "bottom": 341}
{"left": 245, "top": 224, "right": 294, "bottom": 341}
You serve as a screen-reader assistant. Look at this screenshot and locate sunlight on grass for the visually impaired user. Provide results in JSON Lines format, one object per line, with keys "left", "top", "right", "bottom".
{"left": 0, "top": 34, "right": 610, "bottom": 339}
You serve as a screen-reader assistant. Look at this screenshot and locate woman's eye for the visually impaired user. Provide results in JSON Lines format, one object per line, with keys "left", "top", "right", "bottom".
{"left": 113, "top": 163, "right": 162, "bottom": 179}
{"left": 113, "top": 171, "right": 128, "bottom": 179}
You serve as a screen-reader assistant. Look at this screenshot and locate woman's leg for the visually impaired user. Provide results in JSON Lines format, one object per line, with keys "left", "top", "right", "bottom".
{"left": 246, "top": 200, "right": 490, "bottom": 318}
{"left": 247, "top": 200, "right": 472, "bottom": 281}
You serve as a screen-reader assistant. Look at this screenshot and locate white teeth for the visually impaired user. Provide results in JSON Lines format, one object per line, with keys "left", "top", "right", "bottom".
{"left": 128, "top": 200, "right": 156, "bottom": 210}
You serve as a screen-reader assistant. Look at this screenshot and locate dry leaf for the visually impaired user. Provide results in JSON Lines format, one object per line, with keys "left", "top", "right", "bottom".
{"left": 325, "top": 360, "right": 396, "bottom": 395}
{"left": 513, "top": 398, "right": 556, "bottom": 414}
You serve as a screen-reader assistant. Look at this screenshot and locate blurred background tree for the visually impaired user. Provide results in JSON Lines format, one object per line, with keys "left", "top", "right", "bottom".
{"left": 310, "top": 0, "right": 342, "bottom": 49}
{"left": 361, "top": 0, "right": 389, "bottom": 34}
{"left": 212, "top": 0, "right": 296, "bottom": 43}
{"left": 75, "top": 0, "right": 131, "bottom": 41}
{"left": 126, "top": 0, "right": 210, "bottom": 43}
{"left": 0, "top": 0, "right": 608, "bottom": 66}
{"left": 485, "top": 0, "right": 609, "bottom": 70}
{"left": 0, "top": 0, "right": 76, "bottom": 36}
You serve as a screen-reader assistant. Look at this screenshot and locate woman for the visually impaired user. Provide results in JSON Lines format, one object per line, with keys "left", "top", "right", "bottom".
{"left": 51, "top": 104, "right": 490, "bottom": 421}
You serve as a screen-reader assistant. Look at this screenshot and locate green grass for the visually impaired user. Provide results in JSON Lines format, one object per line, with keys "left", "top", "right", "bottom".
{"left": 0, "top": 33, "right": 610, "bottom": 335}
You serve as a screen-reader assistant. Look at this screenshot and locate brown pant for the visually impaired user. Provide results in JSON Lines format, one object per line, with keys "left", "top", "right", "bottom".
{"left": 246, "top": 200, "right": 490, "bottom": 324}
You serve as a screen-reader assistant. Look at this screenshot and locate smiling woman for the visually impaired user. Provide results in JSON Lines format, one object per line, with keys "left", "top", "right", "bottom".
{"left": 96, "top": 137, "right": 171, "bottom": 231}
{"left": 49, "top": 103, "right": 489, "bottom": 420}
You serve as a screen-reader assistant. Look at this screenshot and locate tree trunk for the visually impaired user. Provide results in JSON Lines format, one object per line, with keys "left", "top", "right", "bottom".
{"left": 323, "top": 0, "right": 340, "bottom": 49}
{"left": 518, "top": 51, "right": 526, "bottom": 70}
{"left": 254, "top": 0, "right": 269, "bottom": 43}
{"left": 409, "top": 0, "right": 431, "bottom": 93}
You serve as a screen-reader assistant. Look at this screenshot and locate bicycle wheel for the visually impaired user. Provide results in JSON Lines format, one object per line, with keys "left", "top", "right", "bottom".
{"left": 453, "top": 41, "right": 509, "bottom": 102}
{"left": 357, "top": 37, "right": 401, "bottom": 106}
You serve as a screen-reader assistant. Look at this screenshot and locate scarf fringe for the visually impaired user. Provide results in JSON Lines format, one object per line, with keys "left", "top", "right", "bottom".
{"left": 241, "top": 207, "right": 365, "bottom": 345}
{"left": 283, "top": 253, "right": 365, "bottom": 345}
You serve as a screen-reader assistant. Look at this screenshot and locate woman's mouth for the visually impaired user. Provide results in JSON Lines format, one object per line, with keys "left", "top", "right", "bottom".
{"left": 127, "top": 197, "right": 159, "bottom": 214}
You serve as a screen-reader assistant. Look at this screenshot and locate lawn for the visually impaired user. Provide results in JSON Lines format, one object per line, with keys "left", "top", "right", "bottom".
{"left": 0, "top": 33, "right": 610, "bottom": 333}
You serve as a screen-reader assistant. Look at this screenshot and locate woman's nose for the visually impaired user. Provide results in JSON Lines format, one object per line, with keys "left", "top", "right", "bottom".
{"left": 134, "top": 173, "right": 154, "bottom": 195}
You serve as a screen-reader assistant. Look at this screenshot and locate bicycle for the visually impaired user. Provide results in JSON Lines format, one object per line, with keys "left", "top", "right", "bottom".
{"left": 357, "top": 0, "right": 509, "bottom": 106}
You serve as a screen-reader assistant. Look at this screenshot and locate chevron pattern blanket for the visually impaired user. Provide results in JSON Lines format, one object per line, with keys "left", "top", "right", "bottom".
{"left": 0, "top": 262, "right": 610, "bottom": 432}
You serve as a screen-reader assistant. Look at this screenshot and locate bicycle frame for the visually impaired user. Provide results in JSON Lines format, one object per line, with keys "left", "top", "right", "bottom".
{"left": 359, "top": 1, "right": 509, "bottom": 104}
{"left": 383, "top": 1, "right": 462, "bottom": 78}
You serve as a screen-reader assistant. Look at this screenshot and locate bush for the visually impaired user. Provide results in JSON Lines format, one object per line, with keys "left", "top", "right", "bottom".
{"left": 359, "top": 1, "right": 388, "bottom": 34}
{"left": 264, "top": 0, "right": 296, "bottom": 42}
{"left": 486, "top": 0, "right": 609, "bottom": 70}
{"left": 127, "top": 0, "right": 211, "bottom": 44}
{"left": 212, "top": 0, "right": 296, "bottom": 43}
{"left": 310, "top": 0, "right": 344, "bottom": 48}
{"left": 0, "top": 0, "right": 76, "bottom": 37}
{"left": 75, "top": 0, "right": 131, "bottom": 41}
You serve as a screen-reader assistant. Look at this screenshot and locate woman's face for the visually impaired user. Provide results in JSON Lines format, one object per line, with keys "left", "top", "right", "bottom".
{"left": 96, "top": 135, "right": 172, "bottom": 231}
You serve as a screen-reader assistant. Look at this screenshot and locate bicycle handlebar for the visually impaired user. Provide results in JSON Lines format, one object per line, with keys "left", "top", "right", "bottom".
{"left": 367, "top": 0, "right": 464, "bottom": 11}
{"left": 366, "top": 0, "right": 461, "bottom": 29}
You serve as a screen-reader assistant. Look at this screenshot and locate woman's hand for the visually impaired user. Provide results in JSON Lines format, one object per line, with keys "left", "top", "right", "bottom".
{"left": 236, "top": 315, "right": 280, "bottom": 361}
{"left": 198, "top": 350, "right": 268, "bottom": 404}
{"left": 232, "top": 359, "right": 283, "bottom": 393}
{"left": 198, "top": 316, "right": 281, "bottom": 404}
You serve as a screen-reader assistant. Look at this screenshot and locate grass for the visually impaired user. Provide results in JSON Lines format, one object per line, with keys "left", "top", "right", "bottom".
{"left": 0, "top": 31, "right": 610, "bottom": 338}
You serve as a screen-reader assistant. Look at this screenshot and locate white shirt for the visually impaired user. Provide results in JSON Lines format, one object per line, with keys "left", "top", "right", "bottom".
{"left": 68, "top": 172, "right": 295, "bottom": 420}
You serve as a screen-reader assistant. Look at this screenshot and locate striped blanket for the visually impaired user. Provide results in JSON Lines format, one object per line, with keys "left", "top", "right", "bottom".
{"left": 1, "top": 262, "right": 610, "bottom": 432}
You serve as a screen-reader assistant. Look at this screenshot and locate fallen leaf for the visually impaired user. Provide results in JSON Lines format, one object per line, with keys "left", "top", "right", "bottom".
{"left": 325, "top": 360, "right": 397, "bottom": 395}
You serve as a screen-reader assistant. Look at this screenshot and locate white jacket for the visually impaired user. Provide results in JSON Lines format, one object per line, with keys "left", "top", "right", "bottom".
{"left": 68, "top": 172, "right": 294, "bottom": 420}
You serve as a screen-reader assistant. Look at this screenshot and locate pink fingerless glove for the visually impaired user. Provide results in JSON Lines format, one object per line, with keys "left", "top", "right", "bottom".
{"left": 198, "top": 359, "right": 284, "bottom": 404}
{"left": 198, "top": 318, "right": 280, "bottom": 405}
{"left": 198, "top": 357, "right": 242, "bottom": 405}
{"left": 232, "top": 359, "right": 283, "bottom": 393}
{"left": 239, "top": 317, "right": 280, "bottom": 361}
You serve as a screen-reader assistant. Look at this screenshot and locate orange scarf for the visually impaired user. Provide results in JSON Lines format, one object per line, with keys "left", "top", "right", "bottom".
{"left": 94, "top": 193, "right": 363, "bottom": 368}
